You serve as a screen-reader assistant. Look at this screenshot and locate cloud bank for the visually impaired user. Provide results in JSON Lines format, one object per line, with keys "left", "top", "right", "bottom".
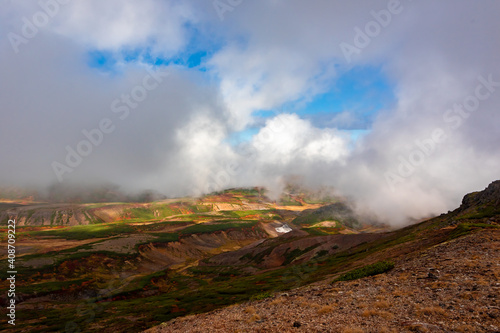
{"left": 1, "top": 0, "right": 499, "bottom": 224}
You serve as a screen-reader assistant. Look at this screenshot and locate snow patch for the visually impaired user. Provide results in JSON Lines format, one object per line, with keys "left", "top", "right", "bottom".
{"left": 275, "top": 223, "right": 292, "bottom": 233}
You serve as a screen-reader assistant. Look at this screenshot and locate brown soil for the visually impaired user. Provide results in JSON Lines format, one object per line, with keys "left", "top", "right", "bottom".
{"left": 90, "top": 234, "right": 159, "bottom": 254}
{"left": 136, "top": 229, "right": 270, "bottom": 272}
{"left": 1, "top": 238, "right": 104, "bottom": 258}
{"left": 206, "top": 232, "right": 385, "bottom": 269}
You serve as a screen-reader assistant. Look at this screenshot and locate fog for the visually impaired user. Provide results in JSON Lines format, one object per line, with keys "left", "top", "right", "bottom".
{"left": 1, "top": 0, "right": 499, "bottom": 225}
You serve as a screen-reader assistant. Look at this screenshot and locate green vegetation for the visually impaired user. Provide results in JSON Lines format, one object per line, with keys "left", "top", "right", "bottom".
{"left": 282, "top": 244, "right": 319, "bottom": 265}
{"left": 188, "top": 266, "right": 247, "bottom": 281}
{"left": 179, "top": 214, "right": 216, "bottom": 221}
{"left": 17, "top": 278, "right": 89, "bottom": 294}
{"left": 213, "top": 188, "right": 264, "bottom": 201}
{"left": 120, "top": 270, "right": 171, "bottom": 293}
{"left": 50, "top": 210, "right": 56, "bottom": 225}
{"left": 448, "top": 222, "right": 500, "bottom": 239}
{"left": 279, "top": 196, "right": 303, "bottom": 206}
{"left": 302, "top": 224, "right": 344, "bottom": 235}
{"left": 222, "top": 209, "right": 279, "bottom": 220}
{"left": 332, "top": 261, "right": 395, "bottom": 282}
{"left": 140, "top": 221, "right": 189, "bottom": 232}
{"left": 241, "top": 246, "right": 273, "bottom": 264}
{"left": 26, "top": 209, "right": 36, "bottom": 220}
{"left": 84, "top": 202, "right": 126, "bottom": 209}
{"left": 188, "top": 204, "right": 212, "bottom": 213}
{"left": 180, "top": 221, "right": 257, "bottom": 235}
{"left": 231, "top": 210, "right": 265, "bottom": 217}
{"left": 303, "top": 196, "right": 337, "bottom": 204}
{"left": 119, "top": 201, "right": 213, "bottom": 223}
{"left": 124, "top": 205, "right": 178, "bottom": 222}
{"left": 22, "top": 223, "right": 136, "bottom": 240}
{"left": 251, "top": 291, "right": 274, "bottom": 300}
{"left": 314, "top": 250, "right": 329, "bottom": 258}
{"left": 457, "top": 206, "right": 500, "bottom": 220}
{"left": 292, "top": 202, "right": 360, "bottom": 229}
{"left": 82, "top": 210, "right": 104, "bottom": 224}
{"left": 5, "top": 183, "right": 498, "bottom": 333}
{"left": 1, "top": 214, "right": 478, "bottom": 332}
{"left": 303, "top": 228, "right": 330, "bottom": 236}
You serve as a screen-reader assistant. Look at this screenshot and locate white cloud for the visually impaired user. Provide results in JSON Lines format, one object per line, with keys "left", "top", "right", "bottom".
{"left": 53, "top": 0, "right": 196, "bottom": 57}
{"left": 208, "top": 45, "right": 336, "bottom": 130}
{"left": 1, "top": 0, "right": 499, "bottom": 225}
{"left": 250, "top": 114, "right": 348, "bottom": 165}
{"left": 174, "top": 111, "right": 235, "bottom": 193}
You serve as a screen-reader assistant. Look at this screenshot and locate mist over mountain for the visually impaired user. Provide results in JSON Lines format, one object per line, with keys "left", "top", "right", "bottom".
{"left": 1, "top": 1, "right": 499, "bottom": 225}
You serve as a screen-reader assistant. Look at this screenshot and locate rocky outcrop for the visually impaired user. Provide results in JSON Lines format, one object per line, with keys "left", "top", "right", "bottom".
{"left": 460, "top": 180, "right": 500, "bottom": 210}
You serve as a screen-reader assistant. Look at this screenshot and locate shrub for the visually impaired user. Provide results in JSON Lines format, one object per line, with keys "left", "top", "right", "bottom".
{"left": 449, "top": 222, "right": 500, "bottom": 239}
{"left": 314, "top": 250, "right": 329, "bottom": 258}
{"left": 333, "top": 261, "right": 395, "bottom": 283}
{"left": 251, "top": 291, "right": 273, "bottom": 300}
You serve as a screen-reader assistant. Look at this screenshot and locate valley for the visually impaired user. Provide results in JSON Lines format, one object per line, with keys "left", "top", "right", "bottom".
{"left": 0, "top": 183, "right": 499, "bottom": 332}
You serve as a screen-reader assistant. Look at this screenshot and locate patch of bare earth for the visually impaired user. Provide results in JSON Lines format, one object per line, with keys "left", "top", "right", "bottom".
{"left": 145, "top": 229, "right": 500, "bottom": 333}
{"left": 136, "top": 230, "right": 269, "bottom": 272}
{"left": 311, "top": 221, "right": 338, "bottom": 228}
{"left": 272, "top": 203, "right": 323, "bottom": 212}
{"left": 2, "top": 238, "right": 104, "bottom": 258}
{"left": 90, "top": 234, "right": 158, "bottom": 254}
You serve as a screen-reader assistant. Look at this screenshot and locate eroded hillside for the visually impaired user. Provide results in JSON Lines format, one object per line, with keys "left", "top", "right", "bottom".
{"left": 1, "top": 183, "right": 498, "bottom": 332}
{"left": 0, "top": 188, "right": 377, "bottom": 332}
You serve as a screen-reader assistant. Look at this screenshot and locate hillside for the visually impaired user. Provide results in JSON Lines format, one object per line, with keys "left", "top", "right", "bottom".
{"left": 0, "top": 183, "right": 499, "bottom": 332}
{"left": 145, "top": 229, "right": 500, "bottom": 333}
{"left": 0, "top": 188, "right": 375, "bottom": 332}
{"left": 292, "top": 202, "right": 362, "bottom": 230}
{"left": 144, "top": 181, "right": 500, "bottom": 333}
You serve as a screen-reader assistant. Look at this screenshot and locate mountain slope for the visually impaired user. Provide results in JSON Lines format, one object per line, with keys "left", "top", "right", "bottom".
{"left": 1, "top": 182, "right": 499, "bottom": 332}
{"left": 145, "top": 181, "right": 500, "bottom": 333}
{"left": 292, "top": 202, "right": 362, "bottom": 229}
{"left": 145, "top": 227, "right": 500, "bottom": 333}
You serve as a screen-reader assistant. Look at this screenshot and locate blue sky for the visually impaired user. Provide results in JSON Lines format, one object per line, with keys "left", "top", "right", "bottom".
{"left": 87, "top": 48, "right": 209, "bottom": 71}
{"left": 87, "top": 21, "right": 219, "bottom": 72}
{"left": 227, "top": 65, "right": 396, "bottom": 146}
{"left": 298, "top": 66, "right": 396, "bottom": 129}
{"left": 251, "top": 65, "right": 396, "bottom": 129}
{"left": 88, "top": 49, "right": 396, "bottom": 147}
